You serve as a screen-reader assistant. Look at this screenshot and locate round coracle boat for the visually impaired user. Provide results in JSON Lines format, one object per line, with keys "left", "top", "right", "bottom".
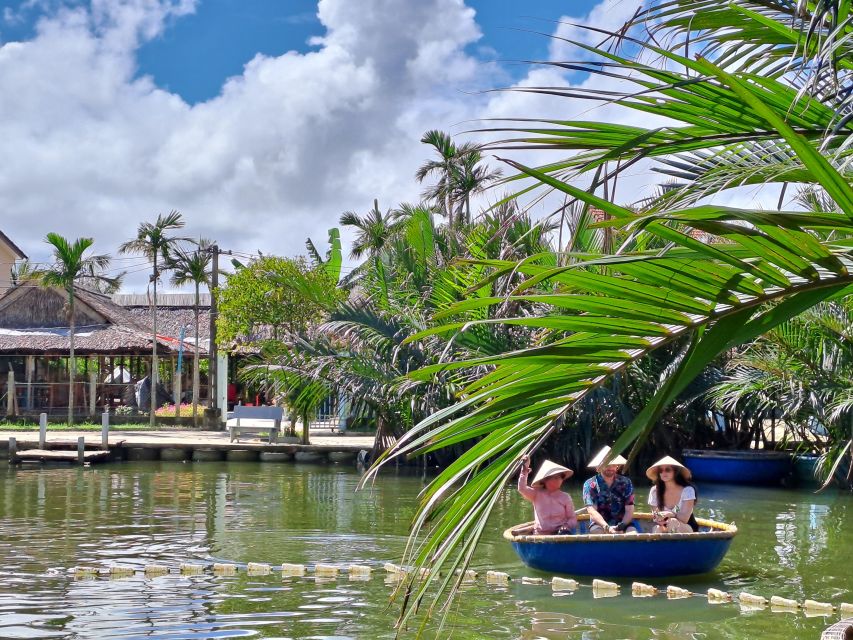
{"left": 504, "top": 512, "right": 737, "bottom": 578}
{"left": 682, "top": 448, "right": 791, "bottom": 485}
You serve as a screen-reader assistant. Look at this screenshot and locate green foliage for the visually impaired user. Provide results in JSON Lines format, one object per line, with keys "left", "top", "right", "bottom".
{"left": 9, "top": 259, "right": 39, "bottom": 287}
{"left": 305, "top": 227, "right": 343, "bottom": 284}
{"left": 708, "top": 297, "right": 853, "bottom": 485}
{"left": 415, "top": 130, "right": 502, "bottom": 226}
{"left": 118, "top": 210, "right": 188, "bottom": 268}
{"left": 216, "top": 255, "right": 339, "bottom": 347}
{"left": 364, "top": 0, "right": 853, "bottom": 632}
{"left": 243, "top": 204, "right": 557, "bottom": 458}
{"left": 0, "top": 420, "right": 155, "bottom": 431}
{"left": 119, "top": 210, "right": 190, "bottom": 426}
{"left": 169, "top": 239, "right": 212, "bottom": 290}
{"left": 41, "top": 234, "right": 116, "bottom": 293}
{"left": 40, "top": 233, "right": 117, "bottom": 426}
{"left": 167, "top": 239, "right": 212, "bottom": 426}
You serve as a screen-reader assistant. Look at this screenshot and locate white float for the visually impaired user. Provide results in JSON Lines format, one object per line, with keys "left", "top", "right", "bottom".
{"left": 246, "top": 562, "right": 271, "bottom": 576}
{"left": 551, "top": 577, "right": 579, "bottom": 591}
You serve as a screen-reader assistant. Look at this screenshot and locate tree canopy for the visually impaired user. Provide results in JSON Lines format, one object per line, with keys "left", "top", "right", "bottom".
{"left": 216, "top": 255, "right": 339, "bottom": 347}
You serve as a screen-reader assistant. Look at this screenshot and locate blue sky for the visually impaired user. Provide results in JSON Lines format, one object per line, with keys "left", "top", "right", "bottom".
{"left": 1, "top": 0, "right": 600, "bottom": 104}
{"left": 0, "top": 0, "right": 647, "bottom": 289}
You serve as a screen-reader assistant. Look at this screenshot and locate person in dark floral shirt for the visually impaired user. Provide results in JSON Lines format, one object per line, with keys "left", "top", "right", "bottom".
{"left": 582, "top": 445, "right": 638, "bottom": 534}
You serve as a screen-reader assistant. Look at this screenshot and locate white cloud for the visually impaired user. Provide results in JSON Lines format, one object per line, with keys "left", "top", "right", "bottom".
{"left": 0, "top": 0, "right": 494, "bottom": 287}
{"left": 0, "top": 0, "right": 777, "bottom": 289}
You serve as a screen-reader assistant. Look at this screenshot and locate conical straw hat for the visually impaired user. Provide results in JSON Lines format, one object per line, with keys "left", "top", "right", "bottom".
{"left": 587, "top": 445, "right": 628, "bottom": 469}
{"left": 646, "top": 455, "right": 692, "bottom": 481}
{"left": 531, "top": 459, "right": 574, "bottom": 488}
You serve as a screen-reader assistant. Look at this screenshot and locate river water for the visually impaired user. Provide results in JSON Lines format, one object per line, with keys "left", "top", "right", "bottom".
{"left": 0, "top": 461, "right": 849, "bottom": 639}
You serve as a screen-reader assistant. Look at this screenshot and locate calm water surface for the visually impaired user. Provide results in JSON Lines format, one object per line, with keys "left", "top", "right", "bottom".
{"left": 0, "top": 461, "right": 849, "bottom": 639}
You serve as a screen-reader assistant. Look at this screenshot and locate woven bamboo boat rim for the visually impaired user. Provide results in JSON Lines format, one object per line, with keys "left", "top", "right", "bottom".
{"left": 821, "top": 618, "right": 853, "bottom": 640}
{"left": 503, "top": 513, "right": 738, "bottom": 543}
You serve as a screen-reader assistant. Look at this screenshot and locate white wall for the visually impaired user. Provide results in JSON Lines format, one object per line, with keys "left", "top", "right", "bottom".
{"left": 0, "top": 242, "right": 18, "bottom": 294}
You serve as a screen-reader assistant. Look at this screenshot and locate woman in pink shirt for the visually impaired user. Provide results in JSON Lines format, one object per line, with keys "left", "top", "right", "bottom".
{"left": 518, "top": 456, "right": 578, "bottom": 534}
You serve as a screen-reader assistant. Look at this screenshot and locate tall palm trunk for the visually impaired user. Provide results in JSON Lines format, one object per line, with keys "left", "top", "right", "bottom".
{"left": 301, "top": 409, "right": 310, "bottom": 445}
{"left": 192, "top": 281, "right": 200, "bottom": 428}
{"left": 150, "top": 256, "right": 158, "bottom": 427}
{"left": 68, "top": 288, "right": 75, "bottom": 426}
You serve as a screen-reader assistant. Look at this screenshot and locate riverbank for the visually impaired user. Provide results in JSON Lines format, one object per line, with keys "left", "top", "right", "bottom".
{"left": 0, "top": 428, "right": 375, "bottom": 465}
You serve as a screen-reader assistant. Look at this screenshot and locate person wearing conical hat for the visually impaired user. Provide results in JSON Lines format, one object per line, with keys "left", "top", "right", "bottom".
{"left": 646, "top": 455, "right": 698, "bottom": 533}
{"left": 518, "top": 456, "right": 578, "bottom": 535}
{"left": 582, "top": 445, "right": 638, "bottom": 534}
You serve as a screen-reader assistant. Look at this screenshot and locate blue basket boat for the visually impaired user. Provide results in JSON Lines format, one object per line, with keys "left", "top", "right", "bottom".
{"left": 682, "top": 449, "right": 791, "bottom": 485}
{"left": 504, "top": 513, "right": 737, "bottom": 578}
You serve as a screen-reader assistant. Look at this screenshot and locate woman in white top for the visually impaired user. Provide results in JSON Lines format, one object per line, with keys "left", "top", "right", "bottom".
{"left": 646, "top": 456, "right": 698, "bottom": 533}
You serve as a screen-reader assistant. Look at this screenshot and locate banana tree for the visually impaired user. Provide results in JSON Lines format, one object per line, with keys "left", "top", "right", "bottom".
{"left": 365, "top": 0, "right": 853, "bottom": 633}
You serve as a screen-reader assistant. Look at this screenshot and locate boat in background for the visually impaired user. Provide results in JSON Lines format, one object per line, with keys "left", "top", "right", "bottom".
{"left": 682, "top": 449, "right": 791, "bottom": 485}
{"left": 793, "top": 453, "right": 822, "bottom": 487}
{"left": 793, "top": 453, "right": 852, "bottom": 488}
{"left": 505, "top": 513, "right": 737, "bottom": 578}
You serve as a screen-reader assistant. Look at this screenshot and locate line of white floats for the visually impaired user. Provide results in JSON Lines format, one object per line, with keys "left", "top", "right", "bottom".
{"left": 483, "top": 571, "right": 852, "bottom": 616}
{"left": 72, "top": 562, "right": 373, "bottom": 579}
{"left": 71, "top": 562, "right": 852, "bottom": 617}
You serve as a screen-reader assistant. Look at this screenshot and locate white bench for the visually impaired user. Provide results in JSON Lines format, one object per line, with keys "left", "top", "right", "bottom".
{"left": 228, "top": 405, "right": 283, "bottom": 443}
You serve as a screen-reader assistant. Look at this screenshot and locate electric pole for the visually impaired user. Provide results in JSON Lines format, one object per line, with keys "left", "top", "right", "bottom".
{"left": 209, "top": 243, "right": 219, "bottom": 426}
{"left": 150, "top": 256, "right": 159, "bottom": 428}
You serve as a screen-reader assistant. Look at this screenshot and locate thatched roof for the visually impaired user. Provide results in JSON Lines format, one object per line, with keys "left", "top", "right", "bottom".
{"left": 0, "top": 285, "right": 207, "bottom": 356}
{"left": 113, "top": 293, "right": 211, "bottom": 351}
{"left": 112, "top": 293, "right": 211, "bottom": 307}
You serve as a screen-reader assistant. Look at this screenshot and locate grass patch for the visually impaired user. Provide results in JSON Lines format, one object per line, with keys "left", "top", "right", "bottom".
{"left": 0, "top": 422, "right": 165, "bottom": 431}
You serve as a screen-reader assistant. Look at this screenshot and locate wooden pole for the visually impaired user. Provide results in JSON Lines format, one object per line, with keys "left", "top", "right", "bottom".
{"left": 6, "top": 370, "right": 15, "bottom": 417}
{"left": 173, "top": 355, "right": 181, "bottom": 417}
{"left": 88, "top": 367, "right": 97, "bottom": 418}
{"left": 39, "top": 412, "right": 47, "bottom": 449}
{"left": 9, "top": 437, "right": 16, "bottom": 462}
{"left": 81, "top": 372, "right": 89, "bottom": 416}
{"left": 26, "top": 355, "right": 34, "bottom": 411}
{"left": 101, "top": 412, "right": 109, "bottom": 450}
{"left": 77, "top": 436, "right": 85, "bottom": 464}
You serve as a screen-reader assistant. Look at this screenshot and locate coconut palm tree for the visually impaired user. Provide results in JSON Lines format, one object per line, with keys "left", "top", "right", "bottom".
{"left": 169, "top": 239, "right": 212, "bottom": 427}
{"left": 366, "top": 0, "right": 853, "bottom": 631}
{"left": 340, "top": 199, "right": 399, "bottom": 260}
{"left": 415, "top": 130, "right": 457, "bottom": 224}
{"left": 415, "top": 131, "right": 500, "bottom": 227}
{"left": 119, "top": 211, "right": 189, "bottom": 426}
{"left": 339, "top": 199, "right": 400, "bottom": 302}
{"left": 40, "top": 234, "right": 118, "bottom": 426}
{"left": 450, "top": 147, "right": 502, "bottom": 225}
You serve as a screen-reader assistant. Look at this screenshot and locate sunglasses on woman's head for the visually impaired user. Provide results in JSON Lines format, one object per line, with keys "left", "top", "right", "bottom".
{"left": 659, "top": 466, "right": 674, "bottom": 473}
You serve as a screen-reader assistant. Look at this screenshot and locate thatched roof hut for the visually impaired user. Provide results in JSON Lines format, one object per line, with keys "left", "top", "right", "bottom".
{"left": 0, "top": 285, "right": 205, "bottom": 355}
{"left": 112, "top": 292, "right": 211, "bottom": 352}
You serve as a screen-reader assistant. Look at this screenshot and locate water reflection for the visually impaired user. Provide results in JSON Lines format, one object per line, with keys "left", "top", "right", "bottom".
{"left": 0, "top": 463, "right": 848, "bottom": 639}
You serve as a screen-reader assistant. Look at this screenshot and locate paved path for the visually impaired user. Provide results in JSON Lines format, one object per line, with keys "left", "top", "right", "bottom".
{"left": 0, "top": 429, "right": 375, "bottom": 451}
